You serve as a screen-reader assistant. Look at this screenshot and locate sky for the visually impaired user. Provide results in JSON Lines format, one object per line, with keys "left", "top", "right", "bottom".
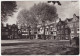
{"left": 5, "top": 1, "right": 79, "bottom": 25}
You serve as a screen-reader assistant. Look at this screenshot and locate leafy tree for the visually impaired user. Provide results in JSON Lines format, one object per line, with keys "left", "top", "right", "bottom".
{"left": 30, "top": 3, "right": 58, "bottom": 39}
{"left": 17, "top": 9, "right": 38, "bottom": 38}
{"left": 30, "top": 3, "right": 58, "bottom": 23}
{"left": 1, "top": 1, "right": 17, "bottom": 22}
{"left": 17, "top": 9, "right": 38, "bottom": 27}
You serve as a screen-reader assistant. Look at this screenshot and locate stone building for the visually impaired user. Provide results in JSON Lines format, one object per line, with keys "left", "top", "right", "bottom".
{"left": 1, "top": 24, "right": 19, "bottom": 39}
{"left": 56, "top": 19, "right": 71, "bottom": 40}
{"left": 20, "top": 24, "right": 37, "bottom": 39}
{"left": 1, "top": 24, "right": 9, "bottom": 39}
{"left": 48, "top": 22, "right": 57, "bottom": 39}
{"left": 20, "top": 25, "right": 29, "bottom": 38}
{"left": 37, "top": 22, "right": 57, "bottom": 39}
{"left": 10, "top": 24, "right": 19, "bottom": 39}
{"left": 65, "top": 14, "right": 79, "bottom": 39}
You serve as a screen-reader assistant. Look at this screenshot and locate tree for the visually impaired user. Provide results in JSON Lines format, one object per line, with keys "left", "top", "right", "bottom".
{"left": 30, "top": 3, "right": 58, "bottom": 39}
{"left": 17, "top": 9, "right": 38, "bottom": 27}
{"left": 1, "top": 1, "right": 17, "bottom": 22}
{"left": 17, "top": 9, "right": 38, "bottom": 38}
{"left": 31, "top": 3, "right": 58, "bottom": 22}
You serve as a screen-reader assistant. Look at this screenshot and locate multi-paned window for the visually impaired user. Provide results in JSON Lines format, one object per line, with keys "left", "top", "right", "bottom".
{"left": 61, "top": 25, "right": 64, "bottom": 28}
{"left": 15, "top": 29, "right": 17, "bottom": 31}
{"left": 34, "top": 32, "right": 37, "bottom": 34}
{"left": 61, "top": 30, "right": 64, "bottom": 34}
{"left": 40, "top": 29, "right": 42, "bottom": 31}
{"left": 57, "top": 26, "right": 60, "bottom": 30}
{"left": 71, "top": 35, "right": 74, "bottom": 38}
{"left": 12, "top": 29, "right": 14, "bottom": 31}
{"left": 71, "top": 29, "right": 74, "bottom": 33}
{"left": 5, "top": 32, "right": 8, "bottom": 35}
{"left": 51, "top": 32, "right": 53, "bottom": 34}
{"left": 77, "top": 28, "right": 79, "bottom": 31}
{"left": 50, "top": 27, "right": 52, "bottom": 30}
{"left": 65, "top": 29, "right": 68, "bottom": 34}
{"left": 57, "top": 31, "right": 60, "bottom": 34}
{"left": 45, "top": 28, "right": 48, "bottom": 31}
{"left": 65, "top": 25, "right": 68, "bottom": 28}
{"left": 38, "top": 29, "right": 40, "bottom": 31}
{"left": 77, "top": 28, "right": 80, "bottom": 33}
{"left": 65, "top": 35, "right": 69, "bottom": 40}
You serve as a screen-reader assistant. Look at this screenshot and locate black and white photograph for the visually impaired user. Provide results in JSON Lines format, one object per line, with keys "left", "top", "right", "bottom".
{"left": 1, "top": 0, "right": 79, "bottom": 55}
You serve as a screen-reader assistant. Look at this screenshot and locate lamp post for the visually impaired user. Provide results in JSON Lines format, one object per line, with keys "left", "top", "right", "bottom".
{"left": 28, "top": 25, "right": 31, "bottom": 39}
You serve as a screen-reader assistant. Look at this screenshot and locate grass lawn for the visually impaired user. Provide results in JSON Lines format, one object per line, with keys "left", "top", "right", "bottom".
{"left": 1, "top": 39, "right": 79, "bottom": 55}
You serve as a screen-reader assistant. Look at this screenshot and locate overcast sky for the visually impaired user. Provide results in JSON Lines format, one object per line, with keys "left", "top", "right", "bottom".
{"left": 5, "top": 1, "right": 79, "bottom": 25}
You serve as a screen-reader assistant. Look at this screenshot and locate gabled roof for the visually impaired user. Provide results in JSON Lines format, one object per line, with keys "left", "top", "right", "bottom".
{"left": 57, "top": 19, "right": 67, "bottom": 26}
{"left": 66, "top": 14, "right": 79, "bottom": 22}
{"left": 74, "top": 14, "right": 79, "bottom": 19}
{"left": 67, "top": 18, "right": 73, "bottom": 22}
{"left": 76, "top": 16, "right": 79, "bottom": 19}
